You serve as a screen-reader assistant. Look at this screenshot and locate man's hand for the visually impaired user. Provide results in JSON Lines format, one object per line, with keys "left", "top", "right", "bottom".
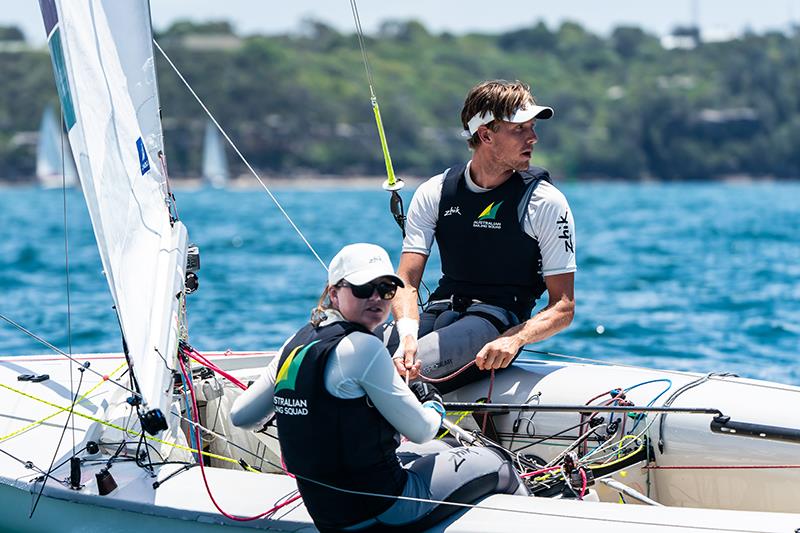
{"left": 392, "top": 335, "right": 421, "bottom": 380}
{"left": 475, "top": 336, "right": 522, "bottom": 370}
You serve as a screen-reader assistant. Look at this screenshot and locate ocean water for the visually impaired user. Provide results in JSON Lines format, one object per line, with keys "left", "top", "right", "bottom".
{"left": 0, "top": 182, "right": 798, "bottom": 385}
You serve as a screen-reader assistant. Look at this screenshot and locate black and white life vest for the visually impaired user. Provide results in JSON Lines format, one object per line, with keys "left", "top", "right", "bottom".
{"left": 273, "top": 321, "right": 406, "bottom": 530}
{"left": 430, "top": 164, "right": 551, "bottom": 321}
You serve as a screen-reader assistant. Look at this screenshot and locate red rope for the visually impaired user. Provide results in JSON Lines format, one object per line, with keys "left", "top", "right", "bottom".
{"left": 417, "top": 359, "right": 497, "bottom": 432}
{"left": 184, "top": 347, "right": 248, "bottom": 390}
{"left": 579, "top": 468, "right": 588, "bottom": 499}
{"left": 418, "top": 360, "right": 477, "bottom": 383}
{"left": 520, "top": 465, "right": 561, "bottom": 479}
{"left": 481, "top": 369, "right": 496, "bottom": 434}
{"left": 178, "top": 356, "right": 302, "bottom": 521}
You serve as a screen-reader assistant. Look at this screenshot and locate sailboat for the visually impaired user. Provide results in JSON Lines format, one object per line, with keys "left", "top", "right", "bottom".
{"left": 35, "top": 104, "right": 78, "bottom": 189}
{"left": 1, "top": 1, "right": 798, "bottom": 531}
{"left": 202, "top": 119, "right": 230, "bottom": 189}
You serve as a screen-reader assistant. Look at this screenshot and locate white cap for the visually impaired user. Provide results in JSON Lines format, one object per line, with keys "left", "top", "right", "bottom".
{"left": 465, "top": 103, "right": 554, "bottom": 136}
{"left": 327, "top": 243, "right": 405, "bottom": 287}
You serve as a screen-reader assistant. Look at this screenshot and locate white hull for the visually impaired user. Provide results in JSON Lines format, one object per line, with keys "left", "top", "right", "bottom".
{"left": 1, "top": 352, "right": 799, "bottom": 531}
{"left": 451, "top": 360, "right": 800, "bottom": 513}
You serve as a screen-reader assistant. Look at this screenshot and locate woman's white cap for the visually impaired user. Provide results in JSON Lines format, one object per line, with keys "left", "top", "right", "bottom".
{"left": 465, "top": 103, "right": 554, "bottom": 136}
{"left": 328, "top": 243, "right": 405, "bottom": 287}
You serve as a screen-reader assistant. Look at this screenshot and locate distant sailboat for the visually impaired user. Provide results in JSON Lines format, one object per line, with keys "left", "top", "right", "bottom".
{"left": 36, "top": 104, "right": 77, "bottom": 188}
{"left": 202, "top": 119, "right": 230, "bottom": 188}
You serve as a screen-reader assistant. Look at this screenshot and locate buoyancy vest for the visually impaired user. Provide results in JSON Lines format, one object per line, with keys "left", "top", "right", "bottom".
{"left": 273, "top": 321, "right": 406, "bottom": 530}
{"left": 430, "top": 164, "right": 551, "bottom": 321}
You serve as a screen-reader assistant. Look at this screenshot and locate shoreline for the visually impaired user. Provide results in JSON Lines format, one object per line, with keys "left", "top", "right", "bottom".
{"left": 2, "top": 174, "right": 798, "bottom": 189}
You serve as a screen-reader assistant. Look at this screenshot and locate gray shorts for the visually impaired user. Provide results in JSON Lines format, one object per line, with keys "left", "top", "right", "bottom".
{"left": 379, "top": 302, "right": 519, "bottom": 392}
{"left": 343, "top": 440, "right": 527, "bottom": 531}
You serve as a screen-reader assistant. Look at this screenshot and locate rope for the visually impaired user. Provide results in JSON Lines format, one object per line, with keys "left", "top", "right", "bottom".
{"left": 179, "top": 355, "right": 301, "bottom": 521}
{"left": 0, "top": 362, "right": 126, "bottom": 443}
{"left": 522, "top": 348, "right": 800, "bottom": 394}
{"left": 481, "top": 369, "right": 495, "bottom": 433}
{"left": 182, "top": 345, "right": 247, "bottom": 391}
{"left": 646, "top": 464, "right": 800, "bottom": 470}
{"left": 152, "top": 39, "right": 327, "bottom": 272}
{"left": 418, "top": 360, "right": 477, "bottom": 383}
{"left": 0, "top": 379, "right": 250, "bottom": 469}
{"left": 520, "top": 465, "right": 561, "bottom": 479}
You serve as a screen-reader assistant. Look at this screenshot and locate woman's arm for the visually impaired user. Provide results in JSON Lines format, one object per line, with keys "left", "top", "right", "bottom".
{"left": 328, "top": 333, "right": 442, "bottom": 443}
{"left": 230, "top": 355, "right": 279, "bottom": 430}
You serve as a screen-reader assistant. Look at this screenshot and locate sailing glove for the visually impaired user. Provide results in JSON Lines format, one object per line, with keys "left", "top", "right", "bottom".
{"left": 410, "top": 381, "right": 443, "bottom": 405}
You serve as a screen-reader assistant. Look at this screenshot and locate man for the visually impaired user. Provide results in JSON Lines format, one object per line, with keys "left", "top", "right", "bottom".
{"left": 385, "top": 79, "right": 576, "bottom": 392}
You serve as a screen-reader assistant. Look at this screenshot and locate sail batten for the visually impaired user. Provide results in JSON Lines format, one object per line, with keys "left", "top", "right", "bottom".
{"left": 40, "top": 0, "right": 187, "bottom": 420}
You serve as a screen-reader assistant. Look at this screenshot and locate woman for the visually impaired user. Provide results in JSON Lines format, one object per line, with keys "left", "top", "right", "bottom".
{"left": 231, "top": 243, "right": 526, "bottom": 532}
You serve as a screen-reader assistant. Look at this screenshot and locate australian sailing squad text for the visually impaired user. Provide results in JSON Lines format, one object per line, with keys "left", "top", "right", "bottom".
{"left": 273, "top": 397, "right": 308, "bottom": 416}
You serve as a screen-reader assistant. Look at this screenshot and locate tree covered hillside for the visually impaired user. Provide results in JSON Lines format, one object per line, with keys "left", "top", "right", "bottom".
{"left": 1, "top": 19, "right": 799, "bottom": 182}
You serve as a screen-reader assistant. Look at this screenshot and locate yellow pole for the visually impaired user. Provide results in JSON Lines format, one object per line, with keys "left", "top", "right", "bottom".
{"left": 371, "top": 97, "right": 397, "bottom": 188}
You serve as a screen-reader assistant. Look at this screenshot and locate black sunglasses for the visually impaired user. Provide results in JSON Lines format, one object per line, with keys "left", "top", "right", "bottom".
{"left": 339, "top": 280, "right": 398, "bottom": 300}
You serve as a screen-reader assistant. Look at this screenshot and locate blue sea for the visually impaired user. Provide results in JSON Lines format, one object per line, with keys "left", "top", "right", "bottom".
{"left": 1, "top": 182, "right": 798, "bottom": 385}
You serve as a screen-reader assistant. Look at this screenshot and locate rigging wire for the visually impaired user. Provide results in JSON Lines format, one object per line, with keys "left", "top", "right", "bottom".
{"left": 29, "top": 365, "right": 87, "bottom": 519}
{"left": 0, "top": 376, "right": 262, "bottom": 470}
{"left": 151, "top": 39, "right": 327, "bottom": 272}
{"left": 58, "top": 109, "right": 77, "bottom": 459}
{"left": 348, "top": 0, "right": 410, "bottom": 240}
{"left": 0, "top": 313, "right": 136, "bottom": 396}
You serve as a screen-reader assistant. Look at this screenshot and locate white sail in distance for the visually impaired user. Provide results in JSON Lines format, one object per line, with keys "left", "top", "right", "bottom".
{"left": 202, "top": 120, "right": 230, "bottom": 188}
{"left": 36, "top": 104, "right": 78, "bottom": 188}
{"left": 39, "top": 0, "right": 188, "bottom": 422}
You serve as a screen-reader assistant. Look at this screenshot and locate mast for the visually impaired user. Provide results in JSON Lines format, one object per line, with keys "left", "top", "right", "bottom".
{"left": 39, "top": 0, "right": 188, "bottom": 430}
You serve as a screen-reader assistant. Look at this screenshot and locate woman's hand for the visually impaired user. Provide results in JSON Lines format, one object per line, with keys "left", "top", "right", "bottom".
{"left": 392, "top": 334, "right": 421, "bottom": 380}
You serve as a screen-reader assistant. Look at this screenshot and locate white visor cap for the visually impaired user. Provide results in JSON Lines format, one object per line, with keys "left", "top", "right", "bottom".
{"left": 328, "top": 243, "right": 405, "bottom": 287}
{"left": 465, "top": 103, "right": 554, "bottom": 136}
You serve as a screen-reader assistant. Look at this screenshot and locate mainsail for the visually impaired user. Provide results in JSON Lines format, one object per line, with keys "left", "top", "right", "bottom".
{"left": 36, "top": 104, "right": 78, "bottom": 188}
{"left": 39, "top": 0, "right": 187, "bottom": 423}
{"left": 202, "top": 120, "right": 230, "bottom": 188}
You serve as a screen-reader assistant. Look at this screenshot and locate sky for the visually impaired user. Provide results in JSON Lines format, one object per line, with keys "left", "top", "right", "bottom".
{"left": 3, "top": 0, "right": 798, "bottom": 45}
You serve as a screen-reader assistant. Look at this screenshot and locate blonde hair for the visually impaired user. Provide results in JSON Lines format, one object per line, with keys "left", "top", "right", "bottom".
{"left": 310, "top": 285, "right": 334, "bottom": 327}
{"left": 461, "top": 80, "right": 536, "bottom": 149}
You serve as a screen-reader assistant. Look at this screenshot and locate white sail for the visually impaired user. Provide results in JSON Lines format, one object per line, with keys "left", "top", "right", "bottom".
{"left": 36, "top": 104, "right": 78, "bottom": 188}
{"left": 40, "top": 0, "right": 187, "bottom": 421}
{"left": 202, "top": 120, "right": 230, "bottom": 188}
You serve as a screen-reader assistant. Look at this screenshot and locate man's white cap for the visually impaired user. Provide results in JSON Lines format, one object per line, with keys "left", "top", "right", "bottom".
{"left": 465, "top": 103, "right": 554, "bottom": 136}
{"left": 328, "top": 243, "right": 405, "bottom": 287}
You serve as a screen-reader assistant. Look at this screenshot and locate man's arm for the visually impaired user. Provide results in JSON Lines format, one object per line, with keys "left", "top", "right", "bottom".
{"left": 475, "top": 272, "right": 574, "bottom": 370}
{"left": 390, "top": 252, "right": 428, "bottom": 378}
